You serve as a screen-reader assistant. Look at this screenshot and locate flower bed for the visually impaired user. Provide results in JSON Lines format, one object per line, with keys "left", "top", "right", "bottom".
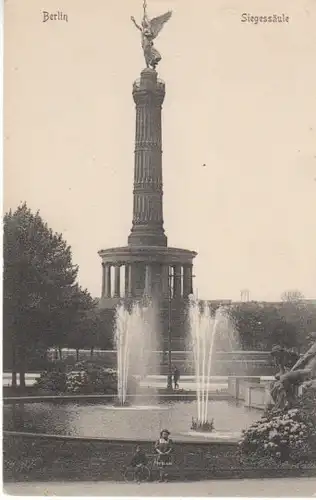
{"left": 239, "top": 387, "right": 316, "bottom": 466}
{"left": 32, "top": 361, "right": 138, "bottom": 396}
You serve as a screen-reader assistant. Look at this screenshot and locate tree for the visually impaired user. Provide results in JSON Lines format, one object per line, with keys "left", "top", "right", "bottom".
{"left": 96, "top": 308, "right": 115, "bottom": 350}
{"left": 47, "top": 284, "right": 96, "bottom": 359}
{"left": 3, "top": 203, "right": 94, "bottom": 388}
{"left": 65, "top": 307, "right": 98, "bottom": 361}
{"left": 269, "top": 317, "right": 298, "bottom": 349}
{"left": 84, "top": 307, "right": 115, "bottom": 355}
{"left": 279, "top": 290, "right": 316, "bottom": 352}
{"left": 229, "top": 303, "right": 262, "bottom": 350}
{"left": 65, "top": 307, "right": 115, "bottom": 359}
{"left": 279, "top": 300, "right": 316, "bottom": 353}
{"left": 229, "top": 302, "right": 299, "bottom": 351}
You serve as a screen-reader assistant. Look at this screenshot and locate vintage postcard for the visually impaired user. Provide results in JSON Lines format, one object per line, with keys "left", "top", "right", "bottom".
{"left": 3, "top": 0, "right": 316, "bottom": 497}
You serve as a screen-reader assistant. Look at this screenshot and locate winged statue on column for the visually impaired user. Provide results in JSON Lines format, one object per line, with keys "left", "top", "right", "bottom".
{"left": 131, "top": 0, "right": 172, "bottom": 70}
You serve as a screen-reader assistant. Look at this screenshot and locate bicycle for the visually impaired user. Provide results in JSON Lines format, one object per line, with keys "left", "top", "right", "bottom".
{"left": 123, "top": 464, "right": 151, "bottom": 483}
{"left": 153, "top": 454, "right": 173, "bottom": 482}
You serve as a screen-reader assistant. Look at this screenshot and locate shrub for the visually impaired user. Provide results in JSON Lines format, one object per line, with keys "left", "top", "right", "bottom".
{"left": 46, "top": 359, "right": 70, "bottom": 372}
{"left": 66, "top": 364, "right": 118, "bottom": 394}
{"left": 34, "top": 370, "right": 67, "bottom": 393}
{"left": 91, "top": 367, "right": 117, "bottom": 394}
{"left": 34, "top": 359, "right": 140, "bottom": 396}
{"left": 66, "top": 371, "right": 90, "bottom": 393}
{"left": 239, "top": 389, "right": 316, "bottom": 464}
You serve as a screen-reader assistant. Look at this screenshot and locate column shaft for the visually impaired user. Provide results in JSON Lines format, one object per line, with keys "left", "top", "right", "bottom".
{"left": 101, "top": 263, "right": 106, "bottom": 298}
{"left": 128, "top": 264, "right": 133, "bottom": 297}
{"left": 183, "top": 265, "right": 193, "bottom": 298}
{"left": 161, "top": 264, "right": 169, "bottom": 298}
{"left": 105, "top": 264, "right": 111, "bottom": 298}
{"left": 114, "top": 265, "right": 121, "bottom": 297}
{"left": 174, "top": 265, "right": 182, "bottom": 298}
{"left": 144, "top": 264, "right": 152, "bottom": 296}
{"left": 128, "top": 69, "right": 167, "bottom": 247}
{"left": 124, "top": 265, "right": 129, "bottom": 297}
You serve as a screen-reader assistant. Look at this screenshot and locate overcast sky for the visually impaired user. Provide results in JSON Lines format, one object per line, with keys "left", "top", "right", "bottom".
{"left": 4, "top": 0, "right": 316, "bottom": 301}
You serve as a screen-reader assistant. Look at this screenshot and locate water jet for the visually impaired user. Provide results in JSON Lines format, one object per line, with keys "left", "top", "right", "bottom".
{"left": 188, "top": 297, "right": 238, "bottom": 430}
{"left": 190, "top": 417, "right": 214, "bottom": 432}
{"left": 115, "top": 300, "right": 158, "bottom": 406}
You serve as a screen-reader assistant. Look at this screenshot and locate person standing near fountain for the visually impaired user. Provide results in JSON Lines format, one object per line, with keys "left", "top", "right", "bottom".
{"left": 173, "top": 366, "right": 180, "bottom": 390}
{"left": 154, "top": 429, "right": 173, "bottom": 482}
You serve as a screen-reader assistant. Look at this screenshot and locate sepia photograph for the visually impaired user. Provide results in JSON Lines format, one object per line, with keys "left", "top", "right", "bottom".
{"left": 3, "top": 0, "right": 316, "bottom": 496}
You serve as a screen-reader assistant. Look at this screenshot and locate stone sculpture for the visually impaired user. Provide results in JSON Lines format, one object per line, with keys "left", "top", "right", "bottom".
{"left": 270, "top": 333, "right": 316, "bottom": 410}
{"left": 131, "top": 0, "right": 172, "bottom": 70}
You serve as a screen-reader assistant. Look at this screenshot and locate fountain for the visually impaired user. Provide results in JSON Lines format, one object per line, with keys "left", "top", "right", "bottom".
{"left": 188, "top": 297, "right": 238, "bottom": 432}
{"left": 3, "top": 300, "right": 261, "bottom": 442}
{"left": 114, "top": 300, "right": 159, "bottom": 407}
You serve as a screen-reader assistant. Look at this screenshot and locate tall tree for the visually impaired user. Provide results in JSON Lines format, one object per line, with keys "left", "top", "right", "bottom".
{"left": 229, "top": 302, "right": 299, "bottom": 351}
{"left": 65, "top": 307, "right": 115, "bottom": 358}
{"left": 3, "top": 203, "right": 94, "bottom": 387}
{"left": 279, "top": 300, "right": 316, "bottom": 353}
{"left": 47, "top": 284, "right": 96, "bottom": 358}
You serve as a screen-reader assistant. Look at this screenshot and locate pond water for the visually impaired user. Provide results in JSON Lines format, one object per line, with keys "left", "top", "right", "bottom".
{"left": 3, "top": 400, "right": 262, "bottom": 441}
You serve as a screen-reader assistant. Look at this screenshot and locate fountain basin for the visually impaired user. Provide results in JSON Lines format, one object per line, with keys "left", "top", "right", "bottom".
{"left": 100, "top": 405, "right": 169, "bottom": 411}
{"left": 3, "top": 399, "right": 261, "bottom": 441}
{"left": 183, "top": 430, "right": 241, "bottom": 441}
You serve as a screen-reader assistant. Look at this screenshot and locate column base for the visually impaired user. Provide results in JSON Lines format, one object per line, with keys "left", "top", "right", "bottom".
{"left": 128, "top": 227, "right": 167, "bottom": 247}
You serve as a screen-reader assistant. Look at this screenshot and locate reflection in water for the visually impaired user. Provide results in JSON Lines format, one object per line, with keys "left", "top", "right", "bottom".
{"left": 3, "top": 400, "right": 261, "bottom": 440}
{"left": 4, "top": 401, "right": 73, "bottom": 436}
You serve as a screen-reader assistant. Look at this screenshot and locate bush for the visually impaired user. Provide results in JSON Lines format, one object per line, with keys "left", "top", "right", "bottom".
{"left": 34, "top": 371, "right": 67, "bottom": 393}
{"left": 88, "top": 367, "right": 117, "bottom": 394}
{"left": 66, "top": 371, "right": 90, "bottom": 393}
{"left": 33, "top": 359, "right": 140, "bottom": 396}
{"left": 44, "top": 357, "right": 77, "bottom": 372}
{"left": 65, "top": 365, "right": 117, "bottom": 394}
{"left": 239, "top": 389, "right": 316, "bottom": 464}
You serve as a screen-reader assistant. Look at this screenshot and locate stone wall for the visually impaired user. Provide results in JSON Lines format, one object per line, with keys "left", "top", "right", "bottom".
{"left": 228, "top": 377, "right": 261, "bottom": 400}
{"left": 227, "top": 377, "right": 272, "bottom": 410}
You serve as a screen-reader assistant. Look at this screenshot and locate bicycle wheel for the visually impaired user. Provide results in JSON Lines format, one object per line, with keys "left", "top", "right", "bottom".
{"left": 138, "top": 466, "right": 151, "bottom": 482}
{"left": 123, "top": 468, "right": 135, "bottom": 482}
